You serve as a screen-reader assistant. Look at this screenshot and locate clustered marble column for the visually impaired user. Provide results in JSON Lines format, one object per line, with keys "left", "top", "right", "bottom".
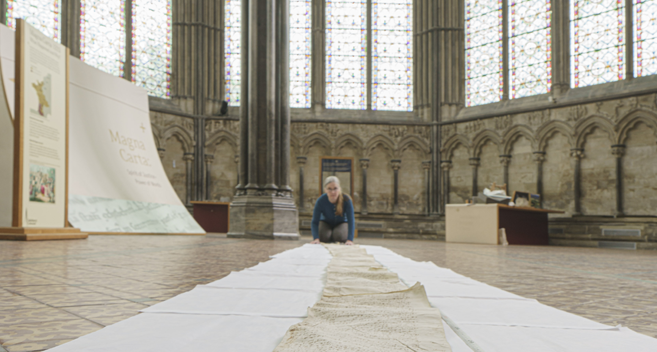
{"left": 296, "top": 156, "right": 307, "bottom": 211}
{"left": 570, "top": 149, "right": 584, "bottom": 216}
{"left": 183, "top": 153, "right": 195, "bottom": 206}
{"left": 612, "top": 145, "right": 626, "bottom": 217}
{"left": 391, "top": 160, "right": 402, "bottom": 215}
{"left": 422, "top": 161, "right": 432, "bottom": 215}
{"left": 228, "top": 0, "right": 298, "bottom": 240}
{"left": 533, "top": 152, "right": 546, "bottom": 208}
{"left": 441, "top": 161, "right": 452, "bottom": 206}
{"left": 360, "top": 159, "right": 370, "bottom": 215}
{"left": 499, "top": 155, "right": 511, "bottom": 191}
{"left": 469, "top": 158, "right": 480, "bottom": 197}
{"left": 204, "top": 154, "right": 214, "bottom": 200}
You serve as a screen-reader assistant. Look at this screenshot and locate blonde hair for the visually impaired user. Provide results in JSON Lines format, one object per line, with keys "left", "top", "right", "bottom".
{"left": 324, "top": 176, "right": 349, "bottom": 216}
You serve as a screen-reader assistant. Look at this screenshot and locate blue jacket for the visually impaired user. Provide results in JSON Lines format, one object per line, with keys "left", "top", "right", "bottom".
{"left": 311, "top": 193, "right": 355, "bottom": 241}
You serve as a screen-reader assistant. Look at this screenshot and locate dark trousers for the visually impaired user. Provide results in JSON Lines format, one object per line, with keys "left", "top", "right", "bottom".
{"left": 318, "top": 221, "right": 348, "bottom": 243}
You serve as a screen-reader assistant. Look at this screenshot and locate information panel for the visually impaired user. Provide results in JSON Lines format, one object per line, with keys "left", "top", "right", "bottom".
{"left": 15, "top": 20, "right": 68, "bottom": 228}
{"left": 0, "top": 25, "right": 13, "bottom": 227}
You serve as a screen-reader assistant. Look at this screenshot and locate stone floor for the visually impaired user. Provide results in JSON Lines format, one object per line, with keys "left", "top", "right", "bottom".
{"left": 0, "top": 236, "right": 656, "bottom": 351}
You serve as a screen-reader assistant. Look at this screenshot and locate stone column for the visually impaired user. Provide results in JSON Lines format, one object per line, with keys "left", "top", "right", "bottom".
{"left": 570, "top": 149, "right": 584, "bottom": 216}
{"left": 296, "top": 156, "right": 307, "bottom": 210}
{"left": 612, "top": 145, "right": 626, "bottom": 217}
{"left": 204, "top": 154, "right": 214, "bottom": 200}
{"left": 183, "top": 153, "right": 195, "bottom": 205}
{"left": 360, "top": 159, "right": 370, "bottom": 215}
{"left": 441, "top": 160, "right": 452, "bottom": 206}
{"left": 157, "top": 148, "right": 166, "bottom": 160}
{"left": 422, "top": 161, "right": 431, "bottom": 215}
{"left": 551, "top": 0, "right": 570, "bottom": 96}
{"left": 391, "top": 160, "right": 402, "bottom": 215}
{"left": 61, "top": 0, "right": 81, "bottom": 57}
{"left": 533, "top": 152, "right": 546, "bottom": 208}
{"left": 500, "top": 155, "right": 511, "bottom": 191}
{"left": 228, "top": 0, "right": 298, "bottom": 240}
{"left": 234, "top": 154, "right": 240, "bottom": 185}
{"left": 469, "top": 158, "right": 480, "bottom": 197}
{"left": 311, "top": 0, "right": 326, "bottom": 111}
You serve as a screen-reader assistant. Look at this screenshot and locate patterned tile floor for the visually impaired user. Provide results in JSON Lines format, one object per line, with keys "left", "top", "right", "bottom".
{"left": 0, "top": 235, "right": 656, "bottom": 351}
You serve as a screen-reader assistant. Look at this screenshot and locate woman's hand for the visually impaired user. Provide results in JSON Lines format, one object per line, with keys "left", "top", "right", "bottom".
{"left": 310, "top": 238, "right": 320, "bottom": 244}
{"left": 345, "top": 240, "right": 354, "bottom": 246}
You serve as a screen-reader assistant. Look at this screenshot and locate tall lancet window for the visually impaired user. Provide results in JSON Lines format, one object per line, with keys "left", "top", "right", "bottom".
{"left": 509, "top": 0, "right": 552, "bottom": 99}
{"left": 465, "top": 0, "right": 503, "bottom": 107}
{"left": 372, "top": 0, "right": 412, "bottom": 111}
{"left": 326, "top": 0, "right": 367, "bottom": 109}
{"left": 634, "top": 0, "right": 657, "bottom": 77}
{"left": 571, "top": 0, "right": 625, "bottom": 88}
{"left": 224, "top": 0, "right": 241, "bottom": 106}
{"left": 290, "top": 0, "right": 312, "bottom": 108}
{"left": 80, "top": 0, "right": 126, "bottom": 77}
{"left": 132, "top": 0, "right": 171, "bottom": 98}
{"left": 7, "top": 0, "right": 61, "bottom": 41}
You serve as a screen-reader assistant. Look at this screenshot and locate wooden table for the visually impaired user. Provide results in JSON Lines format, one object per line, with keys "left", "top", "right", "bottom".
{"left": 446, "top": 204, "right": 564, "bottom": 245}
{"left": 190, "top": 201, "right": 230, "bottom": 233}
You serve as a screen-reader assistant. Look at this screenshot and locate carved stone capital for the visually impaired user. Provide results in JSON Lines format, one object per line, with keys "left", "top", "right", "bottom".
{"left": 499, "top": 155, "right": 511, "bottom": 167}
{"left": 570, "top": 149, "right": 584, "bottom": 159}
{"left": 532, "top": 152, "right": 546, "bottom": 163}
{"left": 391, "top": 159, "right": 402, "bottom": 171}
{"left": 157, "top": 148, "right": 165, "bottom": 160}
{"left": 421, "top": 161, "right": 432, "bottom": 170}
{"left": 440, "top": 160, "right": 453, "bottom": 170}
{"left": 234, "top": 154, "right": 239, "bottom": 164}
{"left": 469, "top": 157, "right": 480, "bottom": 167}
{"left": 611, "top": 145, "right": 626, "bottom": 158}
{"left": 296, "top": 156, "right": 307, "bottom": 166}
{"left": 183, "top": 153, "right": 195, "bottom": 162}
{"left": 359, "top": 158, "right": 370, "bottom": 169}
{"left": 204, "top": 154, "right": 214, "bottom": 164}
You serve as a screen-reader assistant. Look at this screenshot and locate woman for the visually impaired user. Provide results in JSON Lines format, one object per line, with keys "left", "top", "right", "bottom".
{"left": 310, "top": 176, "right": 355, "bottom": 245}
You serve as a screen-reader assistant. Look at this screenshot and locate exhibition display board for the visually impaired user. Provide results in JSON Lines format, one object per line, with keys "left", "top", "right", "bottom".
{"left": 0, "top": 20, "right": 86, "bottom": 240}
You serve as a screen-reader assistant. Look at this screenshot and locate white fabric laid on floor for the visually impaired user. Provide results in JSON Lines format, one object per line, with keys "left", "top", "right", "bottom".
{"left": 430, "top": 297, "right": 613, "bottom": 329}
{"left": 457, "top": 325, "right": 657, "bottom": 352}
{"left": 48, "top": 313, "right": 303, "bottom": 352}
{"left": 442, "top": 321, "right": 474, "bottom": 352}
{"left": 141, "top": 284, "right": 321, "bottom": 318}
{"left": 206, "top": 271, "right": 324, "bottom": 292}
{"left": 246, "top": 261, "right": 327, "bottom": 276}
{"left": 411, "top": 277, "right": 530, "bottom": 300}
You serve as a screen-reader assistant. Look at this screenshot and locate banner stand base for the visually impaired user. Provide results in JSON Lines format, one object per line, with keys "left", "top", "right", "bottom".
{"left": 0, "top": 227, "right": 88, "bottom": 241}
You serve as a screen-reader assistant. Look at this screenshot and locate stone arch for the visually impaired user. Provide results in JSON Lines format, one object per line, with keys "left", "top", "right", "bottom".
{"left": 575, "top": 115, "right": 616, "bottom": 149}
{"left": 616, "top": 109, "right": 657, "bottom": 145}
{"left": 205, "top": 130, "right": 239, "bottom": 155}
{"left": 364, "top": 134, "right": 396, "bottom": 159}
{"left": 162, "top": 125, "right": 194, "bottom": 153}
{"left": 472, "top": 129, "right": 503, "bottom": 157}
{"left": 334, "top": 133, "right": 365, "bottom": 155}
{"left": 441, "top": 134, "right": 470, "bottom": 160}
{"left": 502, "top": 125, "right": 537, "bottom": 154}
{"left": 398, "top": 135, "right": 431, "bottom": 158}
{"left": 536, "top": 120, "right": 575, "bottom": 151}
{"left": 301, "top": 131, "right": 333, "bottom": 156}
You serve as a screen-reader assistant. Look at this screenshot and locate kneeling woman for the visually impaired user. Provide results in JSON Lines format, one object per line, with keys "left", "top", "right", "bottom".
{"left": 310, "top": 176, "right": 355, "bottom": 245}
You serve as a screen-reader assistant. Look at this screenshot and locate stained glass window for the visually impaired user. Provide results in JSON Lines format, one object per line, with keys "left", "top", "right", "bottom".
{"left": 635, "top": 0, "right": 657, "bottom": 77}
{"left": 571, "top": 0, "right": 625, "bottom": 88}
{"left": 290, "top": 0, "right": 312, "bottom": 108}
{"left": 509, "top": 0, "right": 551, "bottom": 99}
{"left": 326, "top": 0, "right": 367, "bottom": 110}
{"left": 132, "top": 0, "right": 171, "bottom": 98}
{"left": 7, "top": 0, "right": 61, "bottom": 41}
{"left": 372, "top": 0, "right": 412, "bottom": 111}
{"left": 225, "top": 0, "right": 241, "bottom": 106}
{"left": 80, "top": 0, "right": 125, "bottom": 77}
{"left": 465, "top": 0, "right": 503, "bottom": 107}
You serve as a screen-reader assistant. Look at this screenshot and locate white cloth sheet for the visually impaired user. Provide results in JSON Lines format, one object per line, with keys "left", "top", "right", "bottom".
{"left": 206, "top": 271, "right": 324, "bottom": 292}
{"left": 48, "top": 313, "right": 303, "bottom": 352}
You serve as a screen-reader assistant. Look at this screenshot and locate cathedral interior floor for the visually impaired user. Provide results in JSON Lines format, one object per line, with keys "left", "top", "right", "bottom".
{"left": 0, "top": 235, "right": 656, "bottom": 352}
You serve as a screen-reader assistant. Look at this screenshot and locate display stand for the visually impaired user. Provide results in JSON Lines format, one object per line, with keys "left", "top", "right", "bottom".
{"left": 0, "top": 20, "right": 87, "bottom": 241}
